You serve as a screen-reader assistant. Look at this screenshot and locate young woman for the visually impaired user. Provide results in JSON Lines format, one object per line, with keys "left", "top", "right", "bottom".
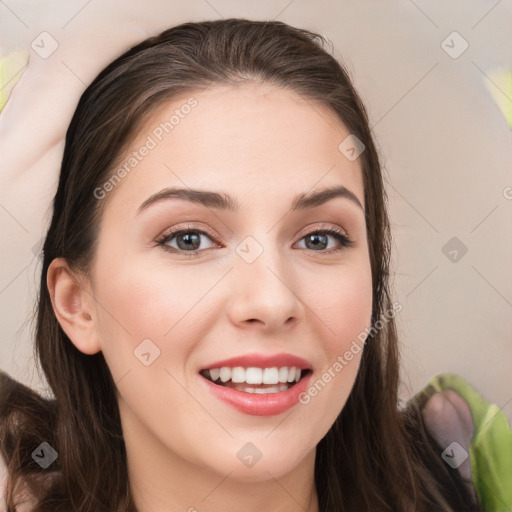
{"left": 0, "top": 18, "right": 509, "bottom": 512}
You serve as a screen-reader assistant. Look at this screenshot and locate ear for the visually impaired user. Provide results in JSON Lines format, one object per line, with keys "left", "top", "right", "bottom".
{"left": 46, "top": 257, "right": 101, "bottom": 355}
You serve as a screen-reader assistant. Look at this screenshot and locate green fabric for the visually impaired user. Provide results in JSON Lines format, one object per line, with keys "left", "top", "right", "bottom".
{"left": 423, "top": 373, "right": 512, "bottom": 511}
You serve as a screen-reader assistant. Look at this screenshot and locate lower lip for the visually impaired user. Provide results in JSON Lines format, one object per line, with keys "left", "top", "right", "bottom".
{"left": 200, "top": 372, "right": 312, "bottom": 416}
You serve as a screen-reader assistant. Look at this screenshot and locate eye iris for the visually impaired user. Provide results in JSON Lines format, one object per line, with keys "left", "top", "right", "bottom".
{"left": 306, "top": 233, "right": 327, "bottom": 250}
{"left": 177, "top": 232, "right": 201, "bottom": 251}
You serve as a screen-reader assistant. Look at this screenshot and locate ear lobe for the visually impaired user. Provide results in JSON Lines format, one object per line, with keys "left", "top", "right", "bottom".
{"left": 46, "top": 257, "right": 101, "bottom": 355}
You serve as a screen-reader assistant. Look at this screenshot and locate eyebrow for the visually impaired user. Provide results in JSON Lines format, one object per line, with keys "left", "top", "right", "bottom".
{"left": 136, "top": 185, "right": 364, "bottom": 215}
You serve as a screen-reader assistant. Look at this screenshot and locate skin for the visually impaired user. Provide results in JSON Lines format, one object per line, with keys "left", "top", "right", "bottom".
{"left": 47, "top": 83, "right": 373, "bottom": 512}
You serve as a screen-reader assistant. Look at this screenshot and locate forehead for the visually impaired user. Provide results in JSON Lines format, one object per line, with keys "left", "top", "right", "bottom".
{"left": 104, "top": 83, "right": 365, "bottom": 215}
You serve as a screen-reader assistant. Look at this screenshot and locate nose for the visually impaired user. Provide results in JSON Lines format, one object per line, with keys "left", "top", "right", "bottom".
{"left": 226, "top": 237, "right": 305, "bottom": 330}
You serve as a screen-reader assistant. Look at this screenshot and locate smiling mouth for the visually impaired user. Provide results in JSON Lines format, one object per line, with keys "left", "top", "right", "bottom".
{"left": 200, "top": 367, "right": 312, "bottom": 394}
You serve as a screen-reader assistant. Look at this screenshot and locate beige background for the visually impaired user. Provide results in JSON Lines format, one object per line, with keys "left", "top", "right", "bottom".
{"left": 1, "top": 0, "right": 511, "bottom": 424}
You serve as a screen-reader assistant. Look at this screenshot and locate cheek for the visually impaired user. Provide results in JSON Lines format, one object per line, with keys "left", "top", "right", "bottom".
{"left": 338, "top": 272, "right": 373, "bottom": 345}
{"left": 294, "top": 263, "right": 373, "bottom": 446}
{"left": 90, "top": 258, "right": 175, "bottom": 379}
{"left": 91, "top": 255, "right": 218, "bottom": 373}
{"left": 95, "top": 252, "right": 197, "bottom": 330}
{"left": 303, "top": 257, "right": 373, "bottom": 400}
{"left": 310, "top": 259, "right": 373, "bottom": 353}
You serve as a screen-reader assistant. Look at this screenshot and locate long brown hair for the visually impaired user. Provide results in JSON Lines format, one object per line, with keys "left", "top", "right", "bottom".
{"left": 1, "top": 18, "right": 479, "bottom": 511}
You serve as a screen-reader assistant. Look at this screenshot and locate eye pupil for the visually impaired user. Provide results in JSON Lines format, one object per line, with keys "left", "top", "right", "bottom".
{"left": 177, "top": 232, "right": 201, "bottom": 250}
{"left": 306, "top": 233, "right": 327, "bottom": 250}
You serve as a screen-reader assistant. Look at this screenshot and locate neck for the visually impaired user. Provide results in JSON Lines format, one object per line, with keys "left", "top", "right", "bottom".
{"left": 119, "top": 399, "right": 319, "bottom": 512}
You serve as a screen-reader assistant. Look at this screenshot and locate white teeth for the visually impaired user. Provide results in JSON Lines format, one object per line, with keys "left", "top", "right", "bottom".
{"left": 231, "top": 367, "right": 245, "bottom": 383}
{"left": 242, "top": 384, "right": 289, "bottom": 394}
{"left": 219, "top": 367, "right": 231, "bottom": 383}
{"left": 245, "top": 367, "right": 263, "bottom": 384}
{"left": 278, "top": 367, "right": 288, "bottom": 383}
{"left": 226, "top": 383, "right": 290, "bottom": 394}
{"left": 262, "top": 367, "right": 279, "bottom": 385}
{"left": 207, "top": 366, "right": 304, "bottom": 385}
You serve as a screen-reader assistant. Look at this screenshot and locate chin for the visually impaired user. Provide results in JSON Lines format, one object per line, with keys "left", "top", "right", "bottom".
{"left": 201, "top": 442, "right": 315, "bottom": 483}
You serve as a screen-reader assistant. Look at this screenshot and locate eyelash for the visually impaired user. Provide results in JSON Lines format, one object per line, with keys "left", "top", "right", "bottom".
{"left": 154, "top": 223, "right": 354, "bottom": 257}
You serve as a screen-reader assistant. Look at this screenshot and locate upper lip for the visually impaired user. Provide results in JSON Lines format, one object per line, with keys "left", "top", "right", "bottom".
{"left": 200, "top": 352, "right": 313, "bottom": 371}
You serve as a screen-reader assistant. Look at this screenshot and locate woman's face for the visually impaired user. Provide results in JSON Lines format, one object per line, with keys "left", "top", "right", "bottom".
{"left": 78, "top": 83, "right": 372, "bottom": 483}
